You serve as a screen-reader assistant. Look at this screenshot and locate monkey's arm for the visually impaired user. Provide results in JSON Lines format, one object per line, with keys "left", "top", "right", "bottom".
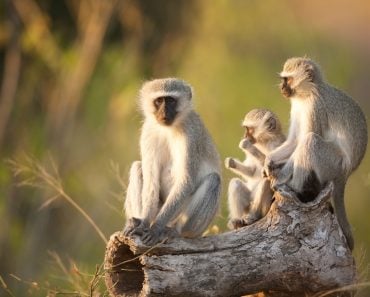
{"left": 225, "top": 157, "right": 256, "bottom": 178}
{"left": 264, "top": 120, "right": 298, "bottom": 177}
{"left": 239, "top": 138, "right": 266, "bottom": 164}
{"left": 267, "top": 138, "right": 296, "bottom": 163}
{"left": 139, "top": 127, "right": 161, "bottom": 225}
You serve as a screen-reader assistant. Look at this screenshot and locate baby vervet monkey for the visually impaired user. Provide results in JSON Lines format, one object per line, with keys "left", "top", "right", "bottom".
{"left": 225, "top": 109, "right": 285, "bottom": 229}
{"left": 123, "top": 78, "right": 221, "bottom": 245}
{"left": 264, "top": 57, "right": 368, "bottom": 250}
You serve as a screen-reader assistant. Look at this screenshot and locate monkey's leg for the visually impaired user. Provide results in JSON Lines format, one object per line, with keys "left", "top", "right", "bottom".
{"left": 123, "top": 161, "right": 147, "bottom": 236}
{"left": 242, "top": 179, "right": 272, "bottom": 226}
{"left": 227, "top": 178, "right": 252, "bottom": 229}
{"left": 287, "top": 133, "right": 353, "bottom": 249}
{"left": 288, "top": 133, "right": 342, "bottom": 192}
{"left": 176, "top": 173, "right": 221, "bottom": 237}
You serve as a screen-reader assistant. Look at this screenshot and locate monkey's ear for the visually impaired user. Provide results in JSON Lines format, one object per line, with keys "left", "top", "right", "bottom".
{"left": 305, "top": 64, "right": 315, "bottom": 82}
{"left": 266, "top": 117, "right": 277, "bottom": 131}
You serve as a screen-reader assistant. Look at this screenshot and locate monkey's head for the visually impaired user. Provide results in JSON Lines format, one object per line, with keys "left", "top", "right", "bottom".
{"left": 139, "top": 78, "right": 193, "bottom": 126}
{"left": 242, "top": 109, "right": 282, "bottom": 144}
{"left": 279, "top": 57, "right": 323, "bottom": 99}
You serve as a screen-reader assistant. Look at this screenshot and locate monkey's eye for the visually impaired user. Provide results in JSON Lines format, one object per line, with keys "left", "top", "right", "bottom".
{"left": 165, "top": 96, "right": 177, "bottom": 106}
{"left": 154, "top": 97, "right": 164, "bottom": 108}
{"left": 244, "top": 126, "right": 254, "bottom": 138}
{"left": 281, "top": 76, "right": 293, "bottom": 86}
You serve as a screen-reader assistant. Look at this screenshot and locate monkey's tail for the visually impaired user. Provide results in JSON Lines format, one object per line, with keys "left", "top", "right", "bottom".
{"left": 333, "top": 178, "right": 354, "bottom": 251}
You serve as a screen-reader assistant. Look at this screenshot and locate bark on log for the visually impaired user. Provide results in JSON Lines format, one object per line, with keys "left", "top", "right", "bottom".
{"left": 104, "top": 183, "right": 356, "bottom": 297}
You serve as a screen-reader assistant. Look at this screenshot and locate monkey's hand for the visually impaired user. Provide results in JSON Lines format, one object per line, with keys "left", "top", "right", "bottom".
{"left": 239, "top": 138, "right": 254, "bottom": 150}
{"left": 140, "top": 224, "right": 179, "bottom": 246}
{"left": 225, "top": 157, "right": 236, "bottom": 169}
{"left": 123, "top": 217, "right": 149, "bottom": 237}
{"left": 264, "top": 156, "right": 284, "bottom": 179}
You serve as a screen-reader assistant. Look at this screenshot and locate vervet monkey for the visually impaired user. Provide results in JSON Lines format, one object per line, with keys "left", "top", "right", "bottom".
{"left": 265, "top": 57, "right": 367, "bottom": 250}
{"left": 123, "top": 78, "right": 221, "bottom": 245}
{"left": 225, "top": 109, "right": 285, "bottom": 229}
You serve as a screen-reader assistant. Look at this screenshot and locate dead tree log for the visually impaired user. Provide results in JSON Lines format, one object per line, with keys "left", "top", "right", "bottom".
{"left": 104, "top": 183, "right": 356, "bottom": 297}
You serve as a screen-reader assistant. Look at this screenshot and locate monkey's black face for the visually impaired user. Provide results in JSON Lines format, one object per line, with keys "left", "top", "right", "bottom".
{"left": 153, "top": 96, "right": 178, "bottom": 125}
{"left": 243, "top": 126, "right": 256, "bottom": 144}
{"left": 280, "top": 76, "right": 294, "bottom": 98}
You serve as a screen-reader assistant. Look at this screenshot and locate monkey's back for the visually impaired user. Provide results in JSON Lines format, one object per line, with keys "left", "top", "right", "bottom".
{"left": 322, "top": 84, "right": 368, "bottom": 172}
{"left": 184, "top": 111, "right": 221, "bottom": 173}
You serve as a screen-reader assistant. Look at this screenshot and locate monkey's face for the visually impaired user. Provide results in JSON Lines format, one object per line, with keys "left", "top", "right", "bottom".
{"left": 139, "top": 78, "right": 193, "bottom": 126}
{"left": 280, "top": 76, "right": 294, "bottom": 98}
{"left": 243, "top": 110, "right": 281, "bottom": 144}
{"left": 153, "top": 96, "right": 178, "bottom": 126}
{"left": 243, "top": 126, "right": 256, "bottom": 144}
{"left": 279, "top": 57, "right": 321, "bottom": 99}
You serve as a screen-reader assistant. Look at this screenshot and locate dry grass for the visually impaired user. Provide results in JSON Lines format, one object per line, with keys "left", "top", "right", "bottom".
{"left": 1, "top": 155, "right": 109, "bottom": 296}
{"left": 7, "top": 155, "right": 107, "bottom": 244}
{"left": 1, "top": 253, "right": 108, "bottom": 296}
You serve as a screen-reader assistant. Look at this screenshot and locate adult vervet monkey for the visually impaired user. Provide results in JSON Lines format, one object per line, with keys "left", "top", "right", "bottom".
{"left": 123, "top": 78, "right": 221, "bottom": 245}
{"left": 225, "top": 109, "right": 285, "bottom": 229}
{"left": 265, "top": 57, "right": 367, "bottom": 250}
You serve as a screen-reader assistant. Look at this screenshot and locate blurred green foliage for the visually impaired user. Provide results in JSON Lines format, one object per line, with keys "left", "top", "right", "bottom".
{"left": 0, "top": 0, "right": 370, "bottom": 295}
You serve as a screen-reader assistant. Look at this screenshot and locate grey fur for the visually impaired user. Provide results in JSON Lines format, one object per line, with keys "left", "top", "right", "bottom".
{"left": 124, "top": 78, "right": 221, "bottom": 245}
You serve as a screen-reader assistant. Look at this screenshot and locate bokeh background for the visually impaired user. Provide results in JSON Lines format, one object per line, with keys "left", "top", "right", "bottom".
{"left": 1, "top": 0, "right": 370, "bottom": 295}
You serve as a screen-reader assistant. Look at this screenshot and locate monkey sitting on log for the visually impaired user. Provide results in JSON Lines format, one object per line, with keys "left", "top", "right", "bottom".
{"left": 264, "top": 57, "right": 368, "bottom": 250}
{"left": 225, "top": 109, "right": 285, "bottom": 229}
{"left": 123, "top": 78, "right": 221, "bottom": 246}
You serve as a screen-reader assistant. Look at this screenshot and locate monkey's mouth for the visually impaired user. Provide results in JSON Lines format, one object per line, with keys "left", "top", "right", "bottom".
{"left": 162, "top": 119, "right": 175, "bottom": 125}
{"left": 245, "top": 136, "right": 256, "bottom": 144}
{"left": 156, "top": 111, "right": 177, "bottom": 126}
{"left": 280, "top": 85, "right": 294, "bottom": 98}
{"left": 158, "top": 116, "right": 176, "bottom": 126}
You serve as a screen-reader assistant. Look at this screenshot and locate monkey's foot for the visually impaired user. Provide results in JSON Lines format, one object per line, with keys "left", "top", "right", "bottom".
{"left": 274, "top": 183, "right": 296, "bottom": 200}
{"left": 140, "top": 225, "right": 179, "bottom": 246}
{"left": 270, "top": 173, "right": 292, "bottom": 191}
{"left": 228, "top": 215, "right": 259, "bottom": 230}
{"left": 264, "top": 160, "right": 285, "bottom": 180}
{"left": 241, "top": 214, "right": 259, "bottom": 226}
{"left": 227, "top": 218, "right": 245, "bottom": 230}
{"left": 123, "top": 218, "right": 149, "bottom": 237}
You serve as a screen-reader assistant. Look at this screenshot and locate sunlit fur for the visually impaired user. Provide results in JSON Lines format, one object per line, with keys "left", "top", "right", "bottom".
{"left": 124, "top": 78, "right": 221, "bottom": 245}
{"left": 266, "top": 57, "right": 368, "bottom": 250}
{"left": 226, "top": 109, "right": 285, "bottom": 228}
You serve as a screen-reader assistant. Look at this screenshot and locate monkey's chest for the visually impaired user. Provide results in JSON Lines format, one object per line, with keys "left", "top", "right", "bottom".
{"left": 159, "top": 164, "right": 175, "bottom": 201}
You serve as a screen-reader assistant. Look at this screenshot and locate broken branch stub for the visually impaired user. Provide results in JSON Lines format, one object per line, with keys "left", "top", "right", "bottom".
{"left": 104, "top": 183, "right": 356, "bottom": 297}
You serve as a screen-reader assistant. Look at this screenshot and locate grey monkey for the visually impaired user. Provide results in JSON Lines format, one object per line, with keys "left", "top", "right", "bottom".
{"left": 123, "top": 78, "right": 221, "bottom": 245}
{"left": 225, "top": 109, "right": 285, "bottom": 229}
{"left": 265, "top": 57, "right": 368, "bottom": 250}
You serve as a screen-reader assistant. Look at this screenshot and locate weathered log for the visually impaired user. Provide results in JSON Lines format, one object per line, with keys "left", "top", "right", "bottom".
{"left": 104, "top": 183, "right": 356, "bottom": 297}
